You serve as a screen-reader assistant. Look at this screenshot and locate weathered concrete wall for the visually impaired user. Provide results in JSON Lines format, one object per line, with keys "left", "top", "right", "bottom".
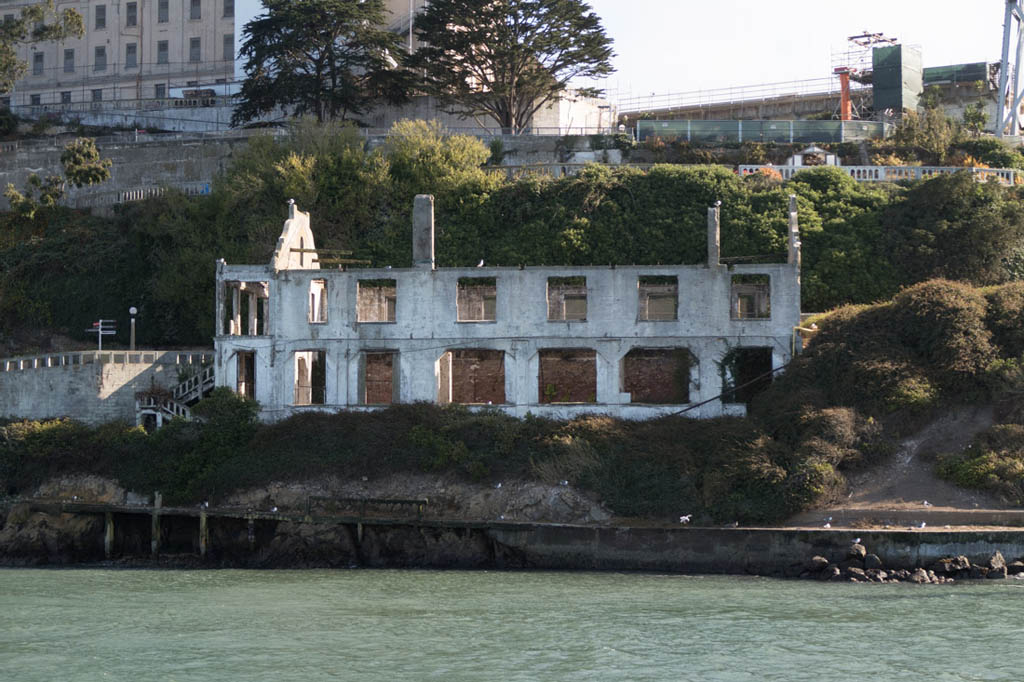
{"left": 0, "top": 350, "right": 211, "bottom": 424}
{"left": 0, "top": 131, "right": 261, "bottom": 211}
{"left": 216, "top": 259, "right": 800, "bottom": 421}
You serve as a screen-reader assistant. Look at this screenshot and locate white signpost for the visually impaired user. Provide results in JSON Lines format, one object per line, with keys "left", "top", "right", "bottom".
{"left": 85, "top": 319, "right": 117, "bottom": 351}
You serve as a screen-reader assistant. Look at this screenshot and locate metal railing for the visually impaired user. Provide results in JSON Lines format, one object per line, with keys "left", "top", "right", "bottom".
{"left": 638, "top": 119, "right": 891, "bottom": 144}
{"left": 738, "top": 164, "right": 1019, "bottom": 186}
{"left": 0, "top": 350, "right": 213, "bottom": 372}
{"left": 618, "top": 76, "right": 869, "bottom": 114}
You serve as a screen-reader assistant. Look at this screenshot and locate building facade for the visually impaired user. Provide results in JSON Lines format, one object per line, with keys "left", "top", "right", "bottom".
{"left": 1, "top": 0, "right": 234, "bottom": 111}
{"left": 214, "top": 197, "right": 802, "bottom": 422}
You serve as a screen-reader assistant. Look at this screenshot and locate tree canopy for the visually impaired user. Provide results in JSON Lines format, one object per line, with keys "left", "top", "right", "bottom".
{"left": 232, "top": 0, "right": 409, "bottom": 125}
{"left": 0, "top": 1, "right": 83, "bottom": 95}
{"left": 408, "top": 0, "right": 614, "bottom": 133}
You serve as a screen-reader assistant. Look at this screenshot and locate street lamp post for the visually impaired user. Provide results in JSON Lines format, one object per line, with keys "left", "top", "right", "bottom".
{"left": 129, "top": 306, "right": 138, "bottom": 350}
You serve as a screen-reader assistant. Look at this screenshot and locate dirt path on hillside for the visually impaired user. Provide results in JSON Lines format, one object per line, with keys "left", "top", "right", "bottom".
{"left": 785, "top": 405, "right": 1017, "bottom": 528}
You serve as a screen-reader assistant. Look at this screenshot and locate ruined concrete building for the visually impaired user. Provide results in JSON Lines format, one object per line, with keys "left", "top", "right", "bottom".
{"left": 214, "top": 196, "right": 801, "bottom": 421}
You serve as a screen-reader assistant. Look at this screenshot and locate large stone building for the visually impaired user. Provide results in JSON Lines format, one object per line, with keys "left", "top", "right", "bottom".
{"left": 214, "top": 197, "right": 802, "bottom": 422}
{"left": 1, "top": 0, "right": 235, "bottom": 111}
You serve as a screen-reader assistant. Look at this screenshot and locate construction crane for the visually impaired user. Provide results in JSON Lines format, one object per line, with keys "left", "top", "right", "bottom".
{"left": 831, "top": 32, "right": 897, "bottom": 120}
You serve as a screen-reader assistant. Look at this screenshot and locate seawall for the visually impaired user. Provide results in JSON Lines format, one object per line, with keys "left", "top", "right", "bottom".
{"left": 3, "top": 503, "right": 1023, "bottom": 574}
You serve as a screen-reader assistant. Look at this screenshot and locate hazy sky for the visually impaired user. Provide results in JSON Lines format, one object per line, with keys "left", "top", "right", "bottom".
{"left": 235, "top": 1, "right": 1003, "bottom": 99}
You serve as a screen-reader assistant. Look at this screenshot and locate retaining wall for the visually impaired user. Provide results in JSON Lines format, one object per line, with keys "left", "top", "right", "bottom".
{"left": 0, "top": 350, "right": 211, "bottom": 424}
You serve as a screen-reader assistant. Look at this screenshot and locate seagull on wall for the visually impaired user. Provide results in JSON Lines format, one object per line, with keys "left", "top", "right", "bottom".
{"left": 477, "top": 259, "right": 485, "bottom": 267}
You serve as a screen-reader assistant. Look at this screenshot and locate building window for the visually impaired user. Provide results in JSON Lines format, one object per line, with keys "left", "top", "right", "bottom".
{"left": 363, "top": 351, "right": 396, "bottom": 405}
{"left": 190, "top": 0, "right": 201, "bottom": 20}
{"left": 126, "top": 2, "right": 137, "bottom": 27}
{"left": 63, "top": 48, "right": 74, "bottom": 73}
{"left": 223, "top": 33, "right": 233, "bottom": 62}
{"left": 357, "top": 279, "right": 397, "bottom": 323}
{"left": 158, "top": 0, "right": 168, "bottom": 23}
{"left": 3, "top": 15, "right": 13, "bottom": 24}
{"left": 622, "top": 348, "right": 694, "bottom": 404}
{"left": 32, "top": 52, "right": 43, "bottom": 76}
{"left": 457, "top": 277, "right": 496, "bottom": 322}
{"left": 0, "top": 97, "right": 9, "bottom": 108}
{"left": 91, "top": 89, "right": 103, "bottom": 102}
{"left": 309, "top": 279, "right": 327, "bottom": 323}
{"left": 721, "top": 347, "right": 773, "bottom": 404}
{"left": 539, "top": 349, "right": 597, "bottom": 404}
{"left": 236, "top": 351, "right": 255, "bottom": 400}
{"left": 438, "top": 349, "right": 506, "bottom": 405}
{"left": 157, "top": 41, "right": 169, "bottom": 65}
{"left": 95, "top": 4, "right": 106, "bottom": 30}
{"left": 294, "top": 351, "right": 326, "bottom": 405}
{"left": 60, "top": 91, "right": 71, "bottom": 104}
{"left": 94, "top": 46, "right": 107, "bottom": 72}
{"left": 731, "top": 274, "right": 771, "bottom": 319}
{"left": 638, "top": 276, "right": 677, "bottom": 321}
{"left": 224, "top": 0, "right": 234, "bottom": 18}
{"left": 155, "top": 83, "right": 166, "bottom": 99}
{"left": 30, "top": 94, "right": 41, "bottom": 106}
{"left": 547, "top": 276, "right": 587, "bottom": 321}
{"left": 189, "top": 37, "right": 201, "bottom": 63}
{"left": 125, "top": 43, "right": 137, "bottom": 69}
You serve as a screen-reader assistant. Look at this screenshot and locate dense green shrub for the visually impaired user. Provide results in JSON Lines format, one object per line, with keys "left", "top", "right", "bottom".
{"left": 936, "top": 424, "right": 1024, "bottom": 503}
{"left": 985, "top": 282, "right": 1024, "bottom": 358}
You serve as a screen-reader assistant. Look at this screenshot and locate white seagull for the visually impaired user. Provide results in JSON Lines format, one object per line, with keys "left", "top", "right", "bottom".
{"left": 679, "top": 515, "right": 692, "bottom": 524}
{"left": 852, "top": 537, "right": 861, "bottom": 545}
{"left": 477, "top": 259, "right": 485, "bottom": 267}
{"left": 823, "top": 522, "right": 831, "bottom": 529}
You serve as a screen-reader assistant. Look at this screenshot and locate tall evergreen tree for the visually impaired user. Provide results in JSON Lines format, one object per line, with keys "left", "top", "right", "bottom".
{"left": 232, "top": 0, "right": 410, "bottom": 125}
{"left": 408, "top": 0, "right": 614, "bottom": 133}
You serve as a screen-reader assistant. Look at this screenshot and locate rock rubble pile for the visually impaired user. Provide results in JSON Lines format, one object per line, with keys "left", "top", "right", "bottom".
{"left": 797, "top": 543, "right": 1024, "bottom": 584}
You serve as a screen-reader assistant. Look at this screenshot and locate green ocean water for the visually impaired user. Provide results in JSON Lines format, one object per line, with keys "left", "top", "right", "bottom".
{"left": 0, "top": 568, "right": 1022, "bottom": 681}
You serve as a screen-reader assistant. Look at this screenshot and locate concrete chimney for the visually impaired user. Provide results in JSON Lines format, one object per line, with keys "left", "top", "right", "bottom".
{"left": 706, "top": 204, "right": 720, "bottom": 267}
{"left": 413, "top": 194, "right": 435, "bottom": 270}
{"left": 787, "top": 194, "right": 801, "bottom": 267}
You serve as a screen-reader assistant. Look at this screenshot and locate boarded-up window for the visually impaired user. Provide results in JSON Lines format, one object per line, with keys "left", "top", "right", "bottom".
{"left": 721, "top": 347, "right": 773, "bottom": 404}
{"left": 294, "top": 351, "right": 326, "bottom": 405}
{"left": 638, "top": 276, "right": 678, "bottom": 321}
{"left": 364, "top": 352, "right": 396, "bottom": 405}
{"left": 439, "top": 349, "right": 505, "bottom": 404}
{"left": 539, "top": 349, "right": 597, "bottom": 403}
{"left": 622, "top": 348, "right": 693, "bottom": 404}
{"left": 309, "top": 279, "right": 327, "bottom": 323}
{"left": 357, "top": 279, "right": 396, "bottom": 323}
{"left": 731, "top": 274, "right": 771, "bottom": 319}
{"left": 457, "top": 277, "right": 496, "bottom": 322}
{"left": 547, "top": 276, "right": 587, "bottom": 321}
{"left": 236, "top": 351, "right": 255, "bottom": 400}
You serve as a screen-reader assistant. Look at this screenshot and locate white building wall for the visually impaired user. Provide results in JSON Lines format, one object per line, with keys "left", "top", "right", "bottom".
{"left": 2, "top": 0, "right": 235, "bottom": 109}
{"left": 215, "top": 250, "right": 800, "bottom": 422}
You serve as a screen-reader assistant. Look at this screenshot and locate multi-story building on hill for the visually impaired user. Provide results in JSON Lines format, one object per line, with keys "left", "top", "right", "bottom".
{"left": 1, "top": 0, "right": 235, "bottom": 110}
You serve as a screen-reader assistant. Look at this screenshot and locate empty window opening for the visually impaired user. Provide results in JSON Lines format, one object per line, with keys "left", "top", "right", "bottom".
{"left": 294, "top": 351, "right": 326, "bottom": 405}
{"left": 309, "top": 279, "right": 327, "bottom": 323}
{"left": 731, "top": 275, "right": 771, "bottom": 319}
{"left": 622, "top": 348, "right": 694, "bottom": 404}
{"left": 357, "top": 279, "right": 396, "bottom": 323}
{"left": 364, "top": 351, "right": 397, "bottom": 405}
{"left": 438, "top": 349, "right": 505, "bottom": 405}
{"left": 236, "top": 351, "right": 255, "bottom": 400}
{"left": 63, "top": 49, "right": 74, "bottom": 73}
{"left": 638, "top": 276, "right": 678, "bottom": 321}
{"left": 721, "top": 347, "right": 773, "bottom": 405}
{"left": 32, "top": 52, "right": 43, "bottom": 75}
{"left": 539, "top": 349, "right": 597, "bottom": 404}
{"left": 457, "top": 277, "right": 497, "bottom": 322}
{"left": 223, "top": 281, "right": 269, "bottom": 336}
{"left": 547, "top": 276, "right": 587, "bottom": 321}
